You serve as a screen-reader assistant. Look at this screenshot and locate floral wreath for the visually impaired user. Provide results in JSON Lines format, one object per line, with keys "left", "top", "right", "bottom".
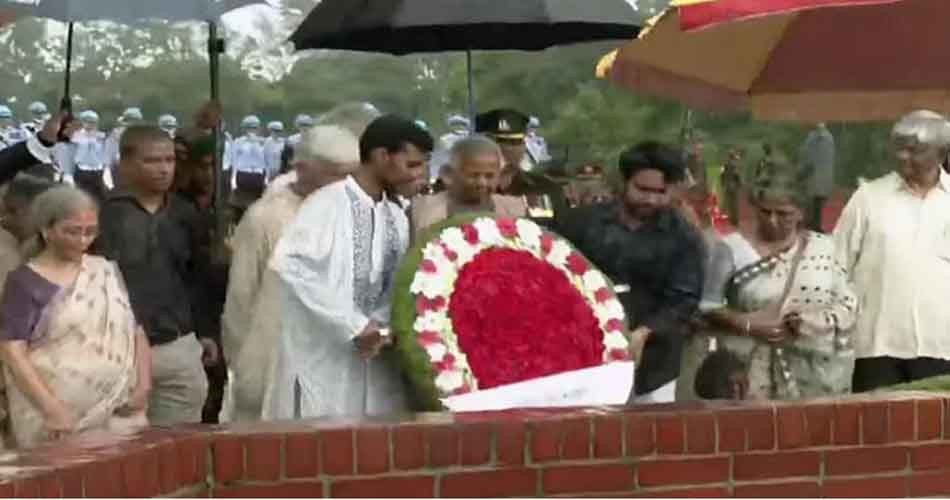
{"left": 392, "top": 214, "right": 630, "bottom": 410}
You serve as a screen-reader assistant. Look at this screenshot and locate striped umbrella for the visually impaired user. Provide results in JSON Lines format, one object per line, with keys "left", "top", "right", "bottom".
{"left": 598, "top": 0, "right": 950, "bottom": 122}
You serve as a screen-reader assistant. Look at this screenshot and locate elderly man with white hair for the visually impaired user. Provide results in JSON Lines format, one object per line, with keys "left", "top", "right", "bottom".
{"left": 220, "top": 125, "right": 360, "bottom": 422}
{"left": 834, "top": 109, "right": 950, "bottom": 391}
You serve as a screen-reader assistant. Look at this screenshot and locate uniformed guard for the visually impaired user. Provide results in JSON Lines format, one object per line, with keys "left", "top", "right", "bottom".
{"left": 0, "top": 105, "right": 27, "bottom": 148}
{"left": 526, "top": 116, "right": 552, "bottom": 164}
{"left": 158, "top": 114, "right": 179, "bottom": 138}
{"left": 70, "top": 110, "right": 109, "bottom": 199}
{"left": 21, "top": 101, "right": 49, "bottom": 137}
{"left": 429, "top": 114, "right": 470, "bottom": 189}
{"left": 475, "top": 108, "right": 567, "bottom": 219}
{"left": 263, "top": 120, "right": 286, "bottom": 179}
{"left": 227, "top": 115, "right": 267, "bottom": 220}
{"left": 105, "top": 107, "right": 144, "bottom": 174}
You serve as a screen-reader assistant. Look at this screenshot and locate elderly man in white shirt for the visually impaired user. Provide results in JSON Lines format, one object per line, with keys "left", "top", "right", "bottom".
{"left": 834, "top": 110, "right": 950, "bottom": 391}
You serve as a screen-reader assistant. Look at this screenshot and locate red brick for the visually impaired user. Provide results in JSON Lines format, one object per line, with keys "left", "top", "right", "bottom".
{"left": 745, "top": 409, "right": 776, "bottom": 450}
{"left": 426, "top": 424, "right": 460, "bottom": 467}
{"left": 823, "top": 476, "right": 908, "bottom": 498}
{"left": 910, "top": 470, "right": 950, "bottom": 497}
{"left": 177, "top": 435, "right": 210, "bottom": 485}
{"left": 158, "top": 441, "right": 180, "bottom": 494}
{"left": 459, "top": 423, "right": 492, "bottom": 466}
{"left": 594, "top": 416, "right": 623, "bottom": 458}
{"left": 83, "top": 458, "right": 123, "bottom": 498}
{"left": 59, "top": 466, "right": 85, "bottom": 498}
{"left": 716, "top": 411, "right": 745, "bottom": 452}
{"left": 39, "top": 475, "right": 62, "bottom": 498}
{"left": 826, "top": 446, "right": 908, "bottom": 476}
{"left": 212, "top": 436, "right": 245, "bottom": 483}
{"left": 863, "top": 402, "right": 890, "bottom": 445}
{"left": 917, "top": 399, "right": 943, "bottom": 441}
{"left": 330, "top": 476, "right": 435, "bottom": 498}
{"left": 530, "top": 420, "right": 562, "bottom": 463}
{"left": 543, "top": 464, "right": 634, "bottom": 494}
{"left": 13, "top": 479, "right": 41, "bottom": 499}
{"left": 631, "top": 486, "right": 729, "bottom": 498}
{"left": 734, "top": 451, "right": 820, "bottom": 480}
{"left": 777, "top": 407, "right": 808, "bottom": 449}
{"left": 804, "top": 404, "right": 833, "bottom": 446}
{"left": 356, "top": 427, "right": 390, "bottom": 474}
{"left": 497, "top": 421, "right": 526, "bottom": 466}
{"left": 320, "top": 429, "right": 355, "bottom": 476}
{"left": 889, "top": 400, "right": 915, "bottom": 443}
{"left": 561, "top": 418, "right": 592, "bottom": 459}
{"left": 285, "top": 432, "right": 320, "bottom": 478}
{"left": 626, "top": 414, "right": 655, "bottom": 456}
{"left": 441, "top": 469, "right": 537, "bottom": 497}
{"left": 834, "top": 403, "right": 861, "bottom": 445}
{"left": 684, "top": 413, "right": 715, "bottom": 454}
{"left": 215, "top": 481, "right": 323, "bottom": 498}
{"left": 911, "top": 443, "right": 950, "bottom": 470}
{"left": 637, "top": 457, "right": 729, "bottom": 487}
{"left": 734, "top": 481, "right": 819, "bottom": 498}
{"left": 246, "top": 434, "right": 283, "bottom": 481}
{"left": 0, "top": 482, "right": 12, "bottom": 498}
{"left": 717, "top": 409, "right": 775, "bottom": 452}
{"left": 122, "top": 449, "right": 161, "bottom": 497}
{"left": 392, "top": 425, "right": 426, "bottom": 470}
{"left": 656, "top": 415, "right": 685, "bottom": 455}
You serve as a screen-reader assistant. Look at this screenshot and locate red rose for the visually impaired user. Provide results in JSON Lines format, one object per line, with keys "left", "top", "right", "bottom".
{"left": 566, "top": 252, "right": 589, "bottom": 275}
{"left": 609, "top": 348, "right": 630, "bottom": 361}
{"left": 594, "top": 287, "right": 611, "bottom": 304}
{"left": 417, "top": 330, "right": 442, "bottom": 346}
{"left": 420, "top": 259, "right": 438, "bottom": 274}
{"left": 461, "top": 224, "right": 479, "bottom": 245}
{"left": 496, "top": 218, "right": 518, "bottom": 239}
{"left": 440, "top": 242, "right": 458, "bottom": 261}
{"left": 606, "top": 318, "right": 624, "bottom": 332}
{"left": 433, "top": 353, "right": 456, "bottom": 372}
{"left": 540, "top": 234, "right": 554, "bottom": 256}
{"left": 415, "top": 295, "right": 447, "bottom": 315}
{"left": 448, "top": 247, "right": 604, "bottom": 389}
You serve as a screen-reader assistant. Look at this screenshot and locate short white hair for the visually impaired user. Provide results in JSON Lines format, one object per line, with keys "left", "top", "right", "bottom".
{"left": 892, "top": 110, "right": 950, "bottom": 149}
{"left": 449, "top": 135, "right": 503, "bottom": 172}
{"left": 293, "top": 125, "right": 360, "bottom": 166}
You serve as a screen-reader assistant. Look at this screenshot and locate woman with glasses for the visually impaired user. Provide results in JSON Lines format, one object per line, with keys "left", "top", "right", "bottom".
{"left": 679, "top": 165, "right": 857, "bottom": 401}
{"left": 0, "top": 186, "right": 150, "bottom": 447}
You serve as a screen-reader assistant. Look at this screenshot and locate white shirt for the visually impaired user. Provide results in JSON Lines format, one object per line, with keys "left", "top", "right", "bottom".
{"left": 263, "top": 136, "right": 286, "bottom": 178}
{"left": 833, "top": 170, "right": 950, "bottom": 360}
{"left": 71, "top": 129, "right": 108, "bottom": 170}
{"left": 265, "top": 176, "right": 409, "bottom": 419}
{"left": 0, "top": 126, "right": 27, "bottom": 148}
{"left": 104, "top": 127, "right": 125, "bottom": 168}
{"left": 228, "top": 135, "right": 267, "bottom": 174}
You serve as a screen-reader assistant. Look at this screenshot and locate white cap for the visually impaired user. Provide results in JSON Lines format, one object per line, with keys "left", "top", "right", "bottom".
{"left": 267, "top": 121, "right": 285, "bottom": 132}
{"left": 29, "top": 102, "right": 47, "bottom": 114}
{"left": 241, "top": 115, "right": 261, "bottom": 129}
{"left": 447, "top": 114, "right": 470, "bottom": 128}
{"left": 0, "top": 105, "right": 12, "bottom": 119}
{"left": 123, "top": 107, "right": 144, "bottom": 121}
{"left": 79, "top": 110, "right": 100, "bottom": 123}
{"left": 158, "top": 114, "right": 178, "bottom": 129}
{"left": 294, "top": 114, "right": 314, "bottom": 127}
{"left": 528, "top": 116, "right": 541, "bottom": 128}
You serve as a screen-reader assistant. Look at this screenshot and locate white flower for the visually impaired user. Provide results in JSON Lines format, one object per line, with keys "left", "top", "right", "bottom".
{"left": 425, "top": 343, "right": 448, "bottom": 362}
{"left": 440, "top": 227, "right": 468, "bottom": 253}
{"left": 435, "top": 369, "right": 465, "bottom": 392}
{"left": 414, "top": 311, "right": 451, "bottom": 333}
{"left": 410, "top": 272, "right": 450, "bottom": 298}
{"left": 516, "top": 219, "right": 542, "bottom": 250}
{"left": 421, "top": 241, "right": 443, "bottom": 262}
{"left": 582, "top": 270, "right": 608, "bottom": 292}
{"left": 473, "top": 217, "right": 504, "bottom": 246}
{"left": 604, "top": 331, "right": 630, "bottom": 351}
{"left": 604, "top": 299, "right": 625, "bottom": 318}
{"left": 547, "top": 239, "right": 572, "bottom": 267}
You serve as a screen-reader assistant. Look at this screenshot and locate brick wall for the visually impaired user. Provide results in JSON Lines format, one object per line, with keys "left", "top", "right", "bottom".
{"left": 0, "top": 392, "right": 948, "bottom": 498}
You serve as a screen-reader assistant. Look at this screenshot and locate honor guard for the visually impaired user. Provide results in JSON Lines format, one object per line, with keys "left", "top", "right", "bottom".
{"left": 105, "top": 107, "right": 144, "bottom": 171}
{"left": 286, "top": 113, "right": 314, "bottom": 149}
{"left": 475, "top": 109, "right": 567, "bottom": 220}
{"left": 526, "top": 116, "right": 552, "bottom": 164}
{"left": 70, "top": 110, "right": 109, "bottom": 199}
{"left": 0, "top": 105, "right": 27, "bottom": 148}
{"left": 20, "top": 101, "right": 49, "bottom": 137}
{"left": 263, "top": 120, "right": 286, "bottom": 179}
{"left": 227, "top": 115, "right": 267, "bottom": 220}
{"left": 430, "top": 114, "right": 471, "bottom": 187}
{"left": 158, "top": 114, "right": 178, "bottom": 138}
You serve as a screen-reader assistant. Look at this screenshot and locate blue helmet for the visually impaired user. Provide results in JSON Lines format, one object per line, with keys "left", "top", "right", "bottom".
{"left": 122, "top": 107, "right": 144, "bottom": 122}
{"left": 447, "top": 114, "right": 470, "bottom": 129}
{"left": 158, "top": 114, "right": 178, "bottom": 129}
{"left": 267, "top": 120, "right": 285, "bottom": 132}
{"left": 241, "top": 115, "right": 261, "bottom": 129}
{"left": 294, "top": 114, "right": 314, "bottom": 128}
{"left": 28, "top": 101, "right": 48, "bottom": 115}
{"left": 0, "top": 105, "right": 12, "bottom": 120}
{"left": 79, "top": 110, "right": 100, "bottom": 123}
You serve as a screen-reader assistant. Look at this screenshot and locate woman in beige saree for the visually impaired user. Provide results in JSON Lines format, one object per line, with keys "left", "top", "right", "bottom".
{"left": 0, "top": 186, "right": 150, "bottom": 448}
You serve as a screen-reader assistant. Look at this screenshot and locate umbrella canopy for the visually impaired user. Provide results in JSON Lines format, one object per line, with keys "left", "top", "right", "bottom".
{"left": 2, "top": 0, "right": 262, "bottom": 23}
{"left": 600, "top": 0, "right": 950, "bottom": 122}
{"left": 290, "top": 0, "right": 649, "bottom": 54}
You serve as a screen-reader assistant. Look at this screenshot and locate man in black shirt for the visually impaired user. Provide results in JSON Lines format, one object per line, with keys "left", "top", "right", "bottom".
{"left": 555, "top": 141, "right": 704, "bottom": 404}
{"left": 92, "top": 125, "right": 219, "bottom": 425}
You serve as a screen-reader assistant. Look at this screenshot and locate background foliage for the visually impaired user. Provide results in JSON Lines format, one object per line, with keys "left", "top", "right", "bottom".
{"left": 0, "top": 0, "right": 893, "bottom": 187}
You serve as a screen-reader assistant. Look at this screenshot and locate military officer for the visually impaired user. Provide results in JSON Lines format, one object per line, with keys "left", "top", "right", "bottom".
{"left": 105, "top": 107, "right": 144, "bottom": 174}
{"left": 263, "top": 120, "right": 286, "bottom": 179}
{"left": 226, "top": 115, "right": 267, "bottom": 220}
{"left": 159, "top": 114, "right": 179, "bottom": 138}
{"left": 430, "top": 114, "right": 470, "bottom": 188}
{"left": 475, "top": 108, "right": 567, "bottom": 219}
{"left": 69, "top": 110, "right": 109, "bottom": 199}
{"left": 20, "top": 101, "right": 49, "bottom": 137}
{"left": 526, "top": 116, "right": 552, "bottom": 164}
{"left": 0, "top": 105, "right": 27, "bottom": 148}
{"left": 286, "top": 113, "right": 314, "bottom": 150}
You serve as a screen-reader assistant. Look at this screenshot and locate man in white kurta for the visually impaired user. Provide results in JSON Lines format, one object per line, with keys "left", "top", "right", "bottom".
{"left": 266, "top": 115, "right": 433, "bottom": 419}
{"left": 834, "top": 110, "right": 950, "bottom": 391}
{"left": 220, "top": 126, "right": 360, "bottom": 422}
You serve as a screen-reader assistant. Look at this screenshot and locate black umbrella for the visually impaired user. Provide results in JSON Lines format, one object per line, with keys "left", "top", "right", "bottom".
{"left": 290, "top": 0, "right": 653, "bottom": 123}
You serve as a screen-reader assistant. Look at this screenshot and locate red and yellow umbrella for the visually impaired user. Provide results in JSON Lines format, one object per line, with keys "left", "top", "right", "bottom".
{"left": 599, "top": 0, "right": 949, "bottom": 122}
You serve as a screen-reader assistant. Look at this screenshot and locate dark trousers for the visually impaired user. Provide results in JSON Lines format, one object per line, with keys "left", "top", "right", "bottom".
{"left": 74, "top": 169, "right": 107, "bottom": 201}
{"left": 809, "top": 196, "right": 827, "bottom": 232}
{"left": 852, "top": 356, "right": 950, "bottom": 392}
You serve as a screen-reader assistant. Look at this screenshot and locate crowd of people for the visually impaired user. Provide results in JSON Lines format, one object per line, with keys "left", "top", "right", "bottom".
{"left": 0, "top": 97, "right": 945, "bottom": 449}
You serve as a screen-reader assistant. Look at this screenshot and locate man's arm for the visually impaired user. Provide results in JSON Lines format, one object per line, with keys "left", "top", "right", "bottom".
{"left": 832, "top": 186, "right": 867, "bottom": 276}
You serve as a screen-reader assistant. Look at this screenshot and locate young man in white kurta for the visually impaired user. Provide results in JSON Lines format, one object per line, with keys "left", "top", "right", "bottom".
{"left": 220, "top": 125, "right": 359, "bottom": 422}
{"left": 266, "top": 115, "right": 433, "bottom": 419}
{"left": 834, "top": 110, "right": 950, "bottom": 391}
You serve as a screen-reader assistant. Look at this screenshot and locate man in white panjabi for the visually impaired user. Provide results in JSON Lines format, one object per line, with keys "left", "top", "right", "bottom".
{"left": 266, "top": 115, "right": 434, "bottom": 419}
{"left": 834, "top": 110, "right": 950, "bottom": 392}
{"left": 220, "top": 126, "right": 359, "bottom": 422}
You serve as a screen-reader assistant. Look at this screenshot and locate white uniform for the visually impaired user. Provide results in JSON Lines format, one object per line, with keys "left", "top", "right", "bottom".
{"left": 71, "top": 129, "right": 108, "bottom": 171}
{"left": 430, "top": 130, "right": 467, "bottom": 181}
{"left": 104, "top": 127, "right": 125, "bottom": 170}
{"left": 0, "top": 126, "right": 28, "bottom": 149}
{"left": 263, "top": 136, "right": 286, "bottom": 179}
{"left": 227, "top": 135, "right": 267, "bottom": 188}
{"left": 20, "top": 120, "right": 44, "bottom": 138}
{"left": 526, "top": 133, "right": 551, "bottom": 164}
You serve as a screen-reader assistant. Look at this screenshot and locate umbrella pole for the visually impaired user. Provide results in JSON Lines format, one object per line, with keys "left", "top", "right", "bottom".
{"left": 62, "top": 22, "right": 74, "bottom": 107}
{"left": 466, "top": 49, "right": 475, "bottom": 133}
{"left": 207, "top": 21, "right": 229, "bottom": 246}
